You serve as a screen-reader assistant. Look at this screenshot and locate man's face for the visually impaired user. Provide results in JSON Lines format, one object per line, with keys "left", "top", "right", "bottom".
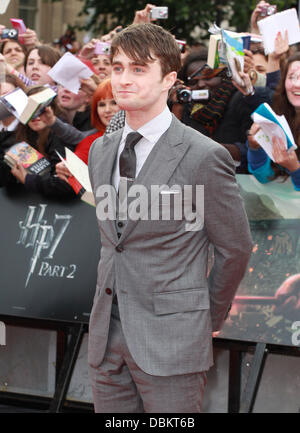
{"left": 111, "top": 48, "right": 175, "bottom": 117}
{"left": 57, "top": 87, "right": 89, "bottom": 111}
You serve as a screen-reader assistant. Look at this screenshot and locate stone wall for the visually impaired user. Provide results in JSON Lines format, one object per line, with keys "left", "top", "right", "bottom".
{"left": 0, "top": 0, "right": 87, "bottom": 45}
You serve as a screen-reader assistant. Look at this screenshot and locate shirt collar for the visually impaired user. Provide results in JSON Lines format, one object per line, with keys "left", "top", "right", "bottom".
{"left": 123, "top": 106, "right": 172, "bottom": 143}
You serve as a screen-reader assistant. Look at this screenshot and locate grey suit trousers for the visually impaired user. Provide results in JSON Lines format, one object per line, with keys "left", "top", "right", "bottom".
{"left": 89, "top": 303, "right": 207, "bottom": 413}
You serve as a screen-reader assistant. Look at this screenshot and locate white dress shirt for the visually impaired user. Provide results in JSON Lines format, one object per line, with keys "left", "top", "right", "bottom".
{"left": 112, "top": 106, "right": 172, "bottom": 190}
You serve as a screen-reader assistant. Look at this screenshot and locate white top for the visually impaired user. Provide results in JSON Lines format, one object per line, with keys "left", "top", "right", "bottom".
{"left": 112, "top": 106, "right": 172, "bottom": 190}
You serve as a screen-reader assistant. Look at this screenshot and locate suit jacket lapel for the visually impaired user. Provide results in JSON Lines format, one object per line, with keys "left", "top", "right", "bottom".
{"left": 120, "top": 116, "right": 190, "bottom": 241}
{"left": 94, "top": 129, "right": 123, "bottom": 244}
{"left": 100, "top": 129, "right": 123, "bottom": 186}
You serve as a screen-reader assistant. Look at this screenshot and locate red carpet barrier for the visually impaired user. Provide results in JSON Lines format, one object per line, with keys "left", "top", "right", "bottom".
{"left": 0, "top": 175, "right": 299, "bottom": 343}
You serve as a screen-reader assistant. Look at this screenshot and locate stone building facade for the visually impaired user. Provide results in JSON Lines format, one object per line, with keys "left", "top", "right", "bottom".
{"left": 0, "top": 0, "right": 89, "bottom": 45}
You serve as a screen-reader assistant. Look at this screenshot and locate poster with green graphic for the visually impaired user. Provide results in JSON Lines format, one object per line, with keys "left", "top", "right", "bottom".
{"left": 218, "top": 175, "right": 300, "bottom": 347}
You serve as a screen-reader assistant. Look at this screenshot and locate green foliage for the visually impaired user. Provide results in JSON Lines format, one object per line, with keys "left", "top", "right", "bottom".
{"left": 230, "top": 0, "right": 297, "bottom": 32}
{"left": 77, "top": 0, "right": 298, "bottom": 43}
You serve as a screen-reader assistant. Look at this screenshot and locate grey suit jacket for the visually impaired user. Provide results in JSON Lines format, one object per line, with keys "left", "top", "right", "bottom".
{"left": 88, "top": 115, "right": 253, "bottom": 376}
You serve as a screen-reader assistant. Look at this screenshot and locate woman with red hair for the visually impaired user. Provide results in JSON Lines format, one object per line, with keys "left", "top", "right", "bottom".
{"left": 55, "top": 78, "right": 120, "bottom": 182}
{"left": 75, "top": 78, "right": 119, "bottom": 164}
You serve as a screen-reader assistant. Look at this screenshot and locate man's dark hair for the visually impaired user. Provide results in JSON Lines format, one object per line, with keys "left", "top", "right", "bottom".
{"left": 110, "top": 23, "right": 181, "bottom": 78}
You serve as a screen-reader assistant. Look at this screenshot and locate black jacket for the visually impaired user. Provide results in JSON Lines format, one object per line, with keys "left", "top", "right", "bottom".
{"left": 0, "top": 129, "right": 77, "bottom": 199}
{"left": 181, "top": 89, "right": 253, "bottom": 144}
{"left": 0, "top": 130, "right": 18, "bottom": 187}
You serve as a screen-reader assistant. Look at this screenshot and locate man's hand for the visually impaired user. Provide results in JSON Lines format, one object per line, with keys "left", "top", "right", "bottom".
{"left": 11, "top": 162, "right": 27, "bottom": 184}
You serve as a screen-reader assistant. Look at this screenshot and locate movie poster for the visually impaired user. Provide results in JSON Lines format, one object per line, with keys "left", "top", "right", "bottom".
{"left": 218, "top": 175, "right": 300, "bottom": 347}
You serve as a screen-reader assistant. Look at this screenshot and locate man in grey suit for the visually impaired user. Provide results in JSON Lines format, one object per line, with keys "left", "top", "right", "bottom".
{"left": 88, "top": 23, "right": 253, "bottom": 413}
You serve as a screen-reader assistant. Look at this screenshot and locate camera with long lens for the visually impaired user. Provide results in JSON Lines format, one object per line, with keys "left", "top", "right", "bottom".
{"left": 176, "top": 88, "right": 209, "bottom": 103}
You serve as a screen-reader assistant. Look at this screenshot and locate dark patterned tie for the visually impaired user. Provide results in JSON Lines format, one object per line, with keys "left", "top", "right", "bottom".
{"left": 119, "top": 132, "right": 143, "bottom": 181}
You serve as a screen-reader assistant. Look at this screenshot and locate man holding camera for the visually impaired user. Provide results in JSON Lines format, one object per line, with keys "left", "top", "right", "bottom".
{"left": 168, "top": 49, "right": 255, "bottom": 172}
{"left": 88, "top": 22, "right": 252, "bottom": 413}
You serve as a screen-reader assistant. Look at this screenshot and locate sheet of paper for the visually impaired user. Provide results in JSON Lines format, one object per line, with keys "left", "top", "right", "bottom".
{"left": 253, "top": 124, "right": 277, "bottom": 162}
{"left": 3, "top": 88, "right": 28, "bottom": 117}
{"left": 56, "top": 148, "right": 92, "bottom": 193}
{"left": 47, "top": 52, "right": 93, "bottom": 94}
{"left": 253, "top": 103, "right": 297, "bottom": 150}
{"left": 0, "top": 0, "right": 11, "bottom": 14}
{"left": 252, "top": 112, "right": 295, "bottom": 162}
{"left": 258, "top": 8, "right": 300, "bottom": 54}
{"left": 278, "top": 114, "right": 295, "bottom": 147}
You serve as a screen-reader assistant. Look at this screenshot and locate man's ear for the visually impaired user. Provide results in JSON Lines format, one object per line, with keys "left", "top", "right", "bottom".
{"left": 162, "top": 71, "right": 177, "bottom": 92}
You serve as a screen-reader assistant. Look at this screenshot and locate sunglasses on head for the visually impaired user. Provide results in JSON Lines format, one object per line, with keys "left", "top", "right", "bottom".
{"left": 187, "top": 64, "right": 225, "bottom": 86}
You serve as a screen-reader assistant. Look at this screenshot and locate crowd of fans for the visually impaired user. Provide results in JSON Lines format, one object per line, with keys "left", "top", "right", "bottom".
{"left": 0, "top": 1, "right": 300, "bottom": 198}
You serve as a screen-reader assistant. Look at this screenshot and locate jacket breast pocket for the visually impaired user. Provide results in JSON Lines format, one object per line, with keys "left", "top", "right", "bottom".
{"left": 153, "top": 288, "right": 209, "bottom": 316}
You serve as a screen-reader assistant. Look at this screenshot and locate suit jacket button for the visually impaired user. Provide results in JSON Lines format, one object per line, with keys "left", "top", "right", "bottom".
{"left": 105, "top": 288, "right": 112, "bottom": 295}
{"left": 116, "top": 245, "right": 124, "bottom": 252}
{"left": 117, "top": 222, "right": 124, "bottom": 228}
